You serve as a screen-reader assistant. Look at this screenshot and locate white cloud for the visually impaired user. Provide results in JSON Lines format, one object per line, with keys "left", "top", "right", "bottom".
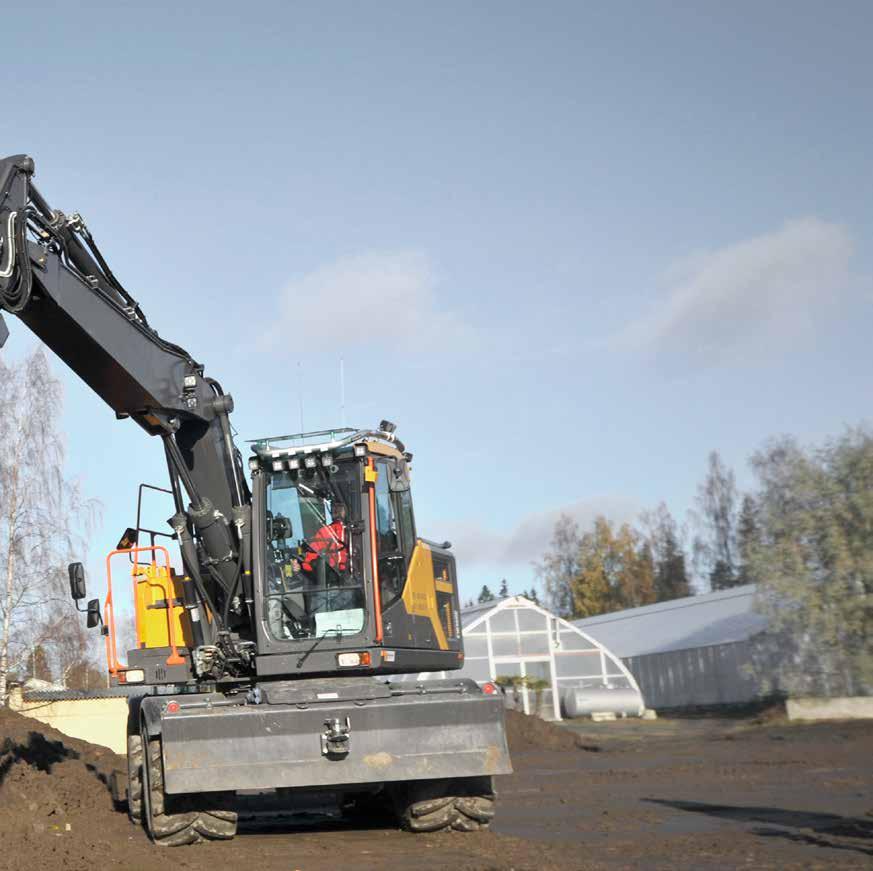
{"left": 610, "top": 218, "right": 855, "bottom": 365}
{"left": 266, "top": 251, "right": 474, "bottom": 353}
{"left": 441, "top": 496, "right": 640, "bottom": 568}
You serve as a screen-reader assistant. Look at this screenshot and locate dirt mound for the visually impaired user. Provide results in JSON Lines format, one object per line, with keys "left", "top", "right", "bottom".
{"left": 0, "top": 707, "right": 150, "bottom": 870}
{"left": 504, "top": 709, "right": 599, "bottom": 753}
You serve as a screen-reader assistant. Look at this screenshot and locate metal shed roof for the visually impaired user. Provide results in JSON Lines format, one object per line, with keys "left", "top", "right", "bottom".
{"left": 572, "top": 585, "right": 767, "bottom": 658}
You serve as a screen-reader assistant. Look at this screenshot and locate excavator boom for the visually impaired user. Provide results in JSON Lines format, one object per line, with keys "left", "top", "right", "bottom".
{"left": 0, "top": 154, "right": 246, "bottom": 619}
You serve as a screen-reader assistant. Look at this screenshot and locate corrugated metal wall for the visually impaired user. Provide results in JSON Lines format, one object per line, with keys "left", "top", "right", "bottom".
{"left": 623, "top": 640, "right": 763, "bottom": 709}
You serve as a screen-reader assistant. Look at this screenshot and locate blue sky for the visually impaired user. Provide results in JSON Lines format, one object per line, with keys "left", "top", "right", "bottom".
{"left": 2, "top": 1, "right": 872, "bottom": 605}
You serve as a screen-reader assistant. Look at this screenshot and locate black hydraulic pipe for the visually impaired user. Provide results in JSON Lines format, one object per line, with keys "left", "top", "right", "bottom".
{"left": 163, "top": 434, "right": 206, "bottom": 511}
{"left": 163, "top": 438, "right": 186, "bottom": 516}
{"left": 166, "top": 431, "right": 239, "bottom": 600}
{"left": 234, "top": 504, "right": 253, "bottom": 607}
{"left": 26, "top": 180, "right": 54, "bottom": 223}
{"left": 220, "top": 554, "right": 244, "bottom": 627}
{"left": 208, "top": 386, "right": 244, "bottom": 510}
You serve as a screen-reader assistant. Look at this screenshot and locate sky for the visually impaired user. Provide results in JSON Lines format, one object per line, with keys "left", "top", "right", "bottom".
{"left": 2, "top": 1, "right": 872, "bottom": 606}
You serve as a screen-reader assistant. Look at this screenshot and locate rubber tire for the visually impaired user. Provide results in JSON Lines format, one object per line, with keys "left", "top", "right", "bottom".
{"left": 393, "top": 777, "right": 495, "bottom": 833}
{"left": 143, "top": 734, "right": 238, "bottom": 846}
{"left": 127, "top": 732, "right": 143, "bottom": 823}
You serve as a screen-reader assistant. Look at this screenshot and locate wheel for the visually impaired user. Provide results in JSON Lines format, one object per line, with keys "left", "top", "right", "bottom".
{"left": 127, "top": 731, "right": 143, "bottom": 823}
{"left": 141, "top": 729, "right": 238, "bottom": 846}
{"left": 391, "top": 776, "right": 495, "bottom": 833}
{"left": 126, "top": 700, "right": 146, "bottom": 824}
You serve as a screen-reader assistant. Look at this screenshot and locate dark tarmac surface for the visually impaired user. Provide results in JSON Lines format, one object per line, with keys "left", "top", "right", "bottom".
{"left": 492, "top": 714, "right": 873, "bottom": 869}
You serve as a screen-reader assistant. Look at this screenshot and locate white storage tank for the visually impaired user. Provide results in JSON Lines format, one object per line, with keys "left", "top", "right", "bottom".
{"left": 562, "top": 685, "right": 645, "bottom": 718}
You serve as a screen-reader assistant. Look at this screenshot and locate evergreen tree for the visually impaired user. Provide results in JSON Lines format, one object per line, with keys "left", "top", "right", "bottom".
{"left": 641, "top": 503, "right": 691, "bottom": 601}
{"left": 736, "top": 494, "right": 761, "bottom": 585}
{"left": 692, "top": 450, "right": 739, "bottom": 591}
{"left": 526, "top": 588, "right": 540, "bottom": 606}
{"left": 477, "top": 585, "right": 495, "bottom": 604}
{"left": 656, "top": 528, "right": 690, "bottom": 601}
{"left": 498, "top": 578, "right": 508, "bottom": 598}
{"left": 620, "top": 533, "right": 656, "bottom": 608}
{"left": 709, "top": 559, "right": 736, "bottom": 591}
{"left": 30, "top": 643, "right": 52, "bottom": 683}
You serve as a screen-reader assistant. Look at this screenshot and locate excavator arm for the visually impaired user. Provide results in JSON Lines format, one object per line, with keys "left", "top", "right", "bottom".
{"left": 0, "top": 154, "right": 250, "bottom": 646}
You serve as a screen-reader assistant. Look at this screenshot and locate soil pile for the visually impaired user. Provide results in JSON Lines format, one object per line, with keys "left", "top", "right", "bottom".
{"left": 0, "top": 707, "right": 148, "bottom": 870}
{"left": 504, "top": 709, "right": 599, "bottom": 753}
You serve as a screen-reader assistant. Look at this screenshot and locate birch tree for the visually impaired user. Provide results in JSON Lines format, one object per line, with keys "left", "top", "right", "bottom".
{"left": 534, "top": 513, "right": 580, "bottom": 617}
{"left": 573, "top": 517, "right": 656, "bottom": 616}
{"left": 0, "top": 348, "right": 99, "bottom": 704}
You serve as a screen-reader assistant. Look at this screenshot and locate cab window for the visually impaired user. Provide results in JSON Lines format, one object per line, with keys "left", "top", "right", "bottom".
{"left": 374, "top": 459, "right": 405, "bottom": 606}
{"left": 396, "top": 489, "right": 415, "bottom": 561}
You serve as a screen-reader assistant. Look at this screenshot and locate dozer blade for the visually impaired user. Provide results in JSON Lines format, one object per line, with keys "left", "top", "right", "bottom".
{"left": 145, "top": 678, "right": 512, "bottom": 795}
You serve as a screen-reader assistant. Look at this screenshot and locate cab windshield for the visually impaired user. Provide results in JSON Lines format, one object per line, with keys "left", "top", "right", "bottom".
{"left": 264, "top": 461, "right": 365, "bottom": 641}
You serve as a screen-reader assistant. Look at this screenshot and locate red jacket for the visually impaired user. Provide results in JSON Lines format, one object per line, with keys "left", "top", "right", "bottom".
{"left": 302, "top": 521, "right": 348, "bottom": 573}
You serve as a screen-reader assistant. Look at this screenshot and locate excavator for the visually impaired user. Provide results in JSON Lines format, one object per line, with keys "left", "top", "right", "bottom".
{"left": 0, "top": 154, "right": 510, "bottom": 845}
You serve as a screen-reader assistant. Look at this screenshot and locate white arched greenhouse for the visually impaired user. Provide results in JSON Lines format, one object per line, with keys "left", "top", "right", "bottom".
{"left": 405, "top": 596, "right": 644, "bottom": 720}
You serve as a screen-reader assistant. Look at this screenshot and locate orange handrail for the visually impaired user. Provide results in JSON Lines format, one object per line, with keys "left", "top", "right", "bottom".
{"left": 104, "top": 544, "right": 185, "bottom": 675}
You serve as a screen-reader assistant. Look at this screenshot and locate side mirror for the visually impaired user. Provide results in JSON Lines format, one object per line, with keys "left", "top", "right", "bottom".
{"left": 86, "top": 598, "right": 102, "bottom": 629}
{"left": 388, "top": 459, "right": 411, "bottom": 492}
{"left": 116, "top": 527, "right": 138, "bottom": 550}
{"left": 68, "top": 562, "right": 87, "bottom": 600}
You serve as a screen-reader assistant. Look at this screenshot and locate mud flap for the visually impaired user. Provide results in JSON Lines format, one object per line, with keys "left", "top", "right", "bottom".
{"left": 150, "top": 681, "right": 512, "bottom": 795}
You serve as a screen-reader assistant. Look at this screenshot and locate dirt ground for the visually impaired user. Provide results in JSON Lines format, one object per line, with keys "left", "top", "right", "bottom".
{"left": 1, "top": 706, "right": 871, "bottom": 871}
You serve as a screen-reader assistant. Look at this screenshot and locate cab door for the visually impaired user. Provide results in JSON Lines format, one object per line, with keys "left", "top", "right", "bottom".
{"left": 374, "top": 457, "right": 461, "bottom": 654}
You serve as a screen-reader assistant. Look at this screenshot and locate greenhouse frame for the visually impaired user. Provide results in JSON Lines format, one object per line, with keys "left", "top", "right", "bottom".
{"left": 408, "top": 596, "right": 643, "bottom": 720}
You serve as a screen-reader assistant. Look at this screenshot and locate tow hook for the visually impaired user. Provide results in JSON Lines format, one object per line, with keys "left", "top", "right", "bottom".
{"left": 321, "top": 717, "right": 351, "bottom": 757}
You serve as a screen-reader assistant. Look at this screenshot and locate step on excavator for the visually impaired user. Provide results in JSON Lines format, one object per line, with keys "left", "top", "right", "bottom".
{"left": 0, "top": 155, "right": 510, "bottom": 845}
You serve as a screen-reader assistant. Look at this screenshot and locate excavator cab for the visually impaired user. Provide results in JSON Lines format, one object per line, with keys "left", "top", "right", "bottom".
{"left": 250, "top": 424, "right": 464, "bottom": 678}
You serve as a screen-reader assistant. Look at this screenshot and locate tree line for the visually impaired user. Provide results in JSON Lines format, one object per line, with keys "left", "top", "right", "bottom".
{"left": 532, "top": 428, "right": 872, "bottom": 697}
{"left": 462, "top": 449, "right": 759, "bottom": 616}
{"left": 464, "top": 578, "right": 540, "bottom": 609}
{"left": 535, "top": 448, "right": 758, "bottom": 620}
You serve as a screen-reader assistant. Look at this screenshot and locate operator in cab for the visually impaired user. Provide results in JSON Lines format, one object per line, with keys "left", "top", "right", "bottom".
{"left": 301, "top": 502, "right": 349, "bottom": 577}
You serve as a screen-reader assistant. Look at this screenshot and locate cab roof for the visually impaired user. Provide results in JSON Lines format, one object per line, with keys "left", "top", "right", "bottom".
{"left": 248, "top": 425, "right": 406, "bottom": 464}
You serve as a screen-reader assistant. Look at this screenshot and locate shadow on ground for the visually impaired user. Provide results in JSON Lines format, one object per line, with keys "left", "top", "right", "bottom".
{"left": 647, "top": 798, "right": 873, "bottom": 857}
